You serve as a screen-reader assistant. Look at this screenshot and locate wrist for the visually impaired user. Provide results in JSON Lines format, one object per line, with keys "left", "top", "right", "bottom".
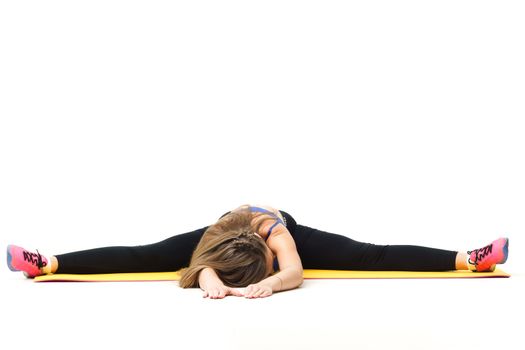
{"left": 272, "top": 275, "right": 283, "bottom": 292}
{"left": 260, "top": 275, "right": 283, "bottom": 292}
{"left": 198, "top": 267, "right": 223, "bottom": 289}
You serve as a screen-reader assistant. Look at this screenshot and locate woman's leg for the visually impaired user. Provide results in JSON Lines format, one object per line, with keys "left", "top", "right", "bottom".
{"left": 292, "top": 224, "right": 458, "bottom": 271}
{"left": 52, "top": 226, "right": 209, "bottom": 274}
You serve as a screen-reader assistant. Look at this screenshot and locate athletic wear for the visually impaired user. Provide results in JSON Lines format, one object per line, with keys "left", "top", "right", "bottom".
{"left": 46, "top": 209, "right": 463, "bottom": 275}
{"left": 219, "top": 205, "right": 285, "bottom": 240}
{"left": 247, "top": 206, "right": 285, "bottom": 238}
{"left": 467, "top": 238, "right": 509, "bottom": 272}
{"left": 7, "top": 245, "right": 48, "bottom": 278}
{"left": 54, "top": 227, "right": 206, "bottom": 274}
{"left": 249, "top": 205, "right": 284, "bottom": 270}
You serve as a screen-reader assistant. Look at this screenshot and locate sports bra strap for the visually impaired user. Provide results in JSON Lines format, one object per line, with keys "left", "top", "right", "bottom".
{"left": 249, "top": 206, "right": 284, "bottom": 240}
{"left": 266, "top": 221, "right": 281, "bottom": 238}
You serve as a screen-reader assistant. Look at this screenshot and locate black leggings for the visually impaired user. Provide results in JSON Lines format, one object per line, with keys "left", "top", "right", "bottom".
{"left": 55, "top": 210, "right": 457, "bottom": 274}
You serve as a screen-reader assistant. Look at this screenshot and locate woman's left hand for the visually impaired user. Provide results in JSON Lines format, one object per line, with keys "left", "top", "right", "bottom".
{"left": 244, "top": 283, "right": 273, "bottom": 298}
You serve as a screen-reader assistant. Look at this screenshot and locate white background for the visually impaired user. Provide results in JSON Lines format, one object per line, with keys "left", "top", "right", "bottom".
{"left": 1, "top": 1, "right": 523, "bottom": 349}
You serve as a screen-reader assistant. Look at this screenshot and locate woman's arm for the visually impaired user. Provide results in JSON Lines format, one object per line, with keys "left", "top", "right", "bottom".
{"left": 244, "top": 226, "right": 304, "bottom": 298}
{"left": 198, "top": 267, "right": 243, "bottom": 299}
{"left": 257, "top": 266, "right": 303, "bottom": 292}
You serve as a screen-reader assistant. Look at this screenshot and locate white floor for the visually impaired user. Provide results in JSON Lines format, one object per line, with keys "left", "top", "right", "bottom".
{"left": 3, "top": 267, "right": 523, "bottom": 350}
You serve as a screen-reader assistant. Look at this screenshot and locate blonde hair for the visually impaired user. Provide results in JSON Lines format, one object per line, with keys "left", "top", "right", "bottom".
{"left": 179, "top": 208, "right": 274, "bottom": 288}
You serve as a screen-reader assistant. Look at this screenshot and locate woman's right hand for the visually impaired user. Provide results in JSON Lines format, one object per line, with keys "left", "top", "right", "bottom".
{"left": 199, "top": 267, "right": 244, "bottom": 299}
{"left": 202, "top": 284, "right": 244, "bottom": 299}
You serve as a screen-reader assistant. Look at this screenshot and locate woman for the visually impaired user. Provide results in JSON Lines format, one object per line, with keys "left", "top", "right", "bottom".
{"left": 7, "top": 204, "right": 509, "bottom": 299}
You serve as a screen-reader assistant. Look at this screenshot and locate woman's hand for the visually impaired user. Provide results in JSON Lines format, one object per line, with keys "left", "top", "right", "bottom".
{"left": 199, "top": 267, "right": 243, "bottom": 299}
{"left": 244, "top": 283, "right": 273, "bottom": 299}
{"left": 202, "top": 283, "right": 244, "bottom": 299}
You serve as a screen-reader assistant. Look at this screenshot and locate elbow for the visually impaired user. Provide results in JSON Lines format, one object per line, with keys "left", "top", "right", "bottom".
{"left": 296, "top": 269, "right": 304, "bottom": 287}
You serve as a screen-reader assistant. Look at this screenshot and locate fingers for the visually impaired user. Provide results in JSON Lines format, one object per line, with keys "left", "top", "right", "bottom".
{"left": 247, "top": 289, "right": 265, "bottom": 299}
{"left": 244, "top": 285, "right": 272, "bottom": 299}
{"left": 203, "top": 287, "right": 226, "bottom": 299}
{"left": 228, "top": 288, "right": 244, "bottom": 297}
{"left": 215, "top": 288, "right": 225, "bottom": 299}
{"left": 203, "top": 286, "right": 270, "bottom": 299}
{"left": 259, "top": 289, "right": 272, "bottom": 298}
{"left": 203, "top": 287, "right": 244, "bottom": 299}
{"left": 244, "top": 286, "right": 255, "bottom": 298}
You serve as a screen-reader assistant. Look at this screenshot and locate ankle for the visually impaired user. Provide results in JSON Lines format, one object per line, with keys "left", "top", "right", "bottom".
{"left": 455, "top": 252, "right": 469, "bottom": 270}
{"left": 50, "top": 256, "right": 58, "bottom": 273}
{"left": 41, "top": 255, "right": 58, "bottom": 274}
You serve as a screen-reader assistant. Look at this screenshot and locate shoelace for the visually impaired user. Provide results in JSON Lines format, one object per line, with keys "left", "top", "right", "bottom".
{"left": 467, "top": 243, "right": 493, "bottom": 266}
{"left": 22, "top": 249, "right": 47, "bottom": 269}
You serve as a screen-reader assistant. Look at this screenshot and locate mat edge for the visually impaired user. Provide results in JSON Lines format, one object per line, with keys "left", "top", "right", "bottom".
{"left": 34, "top": 269, "right": 510, "bottom": 282}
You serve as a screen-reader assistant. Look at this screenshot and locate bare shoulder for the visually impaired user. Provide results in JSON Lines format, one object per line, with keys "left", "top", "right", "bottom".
{"left": 266, "top": 225, "right": 302, "bottom": 271}
{"left": 229, "top": 204, "right": 286, "bottom": 240}
{"left": 264, "top": 222, "right": 295, "bottom": 250}
{"left": 250, "top": 204, "right": 285, "bottom": 221}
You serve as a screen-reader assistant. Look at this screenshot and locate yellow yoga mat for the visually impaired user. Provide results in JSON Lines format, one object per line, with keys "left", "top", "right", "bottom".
{"left": 34, "top": 268, "right": 510, "bottom": 282}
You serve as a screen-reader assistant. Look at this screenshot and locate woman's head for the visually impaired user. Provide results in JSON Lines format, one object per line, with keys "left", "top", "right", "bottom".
{"left": 179, "top": 209, "right": 274, "bottom": 288}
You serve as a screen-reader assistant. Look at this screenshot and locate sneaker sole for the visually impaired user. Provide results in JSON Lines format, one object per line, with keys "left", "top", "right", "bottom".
{"left": 500, "top": 238, "right": 509, "bottom": 264}
{"left": 6, "top": 245, "right": 18, "bottom": 272}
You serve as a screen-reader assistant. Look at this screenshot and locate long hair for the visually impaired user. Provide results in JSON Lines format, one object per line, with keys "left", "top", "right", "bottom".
{"left": 179, "top": 208, "right": 274, "bottom": 288}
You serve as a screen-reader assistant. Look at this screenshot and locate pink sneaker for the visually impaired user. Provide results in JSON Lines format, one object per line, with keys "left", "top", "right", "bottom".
{"left": 468, "top": 238, "right": 509, "bottom": 272}
{"left": 6, "top": 245, "right": 48, "bottom": 278}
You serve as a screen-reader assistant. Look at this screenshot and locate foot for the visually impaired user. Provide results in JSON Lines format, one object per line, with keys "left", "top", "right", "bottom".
{"left": 468, "top": 238, "right": 509, "bottom": 272}
{"left": 6, "top": 245, "right": 48, "bottom": 278}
